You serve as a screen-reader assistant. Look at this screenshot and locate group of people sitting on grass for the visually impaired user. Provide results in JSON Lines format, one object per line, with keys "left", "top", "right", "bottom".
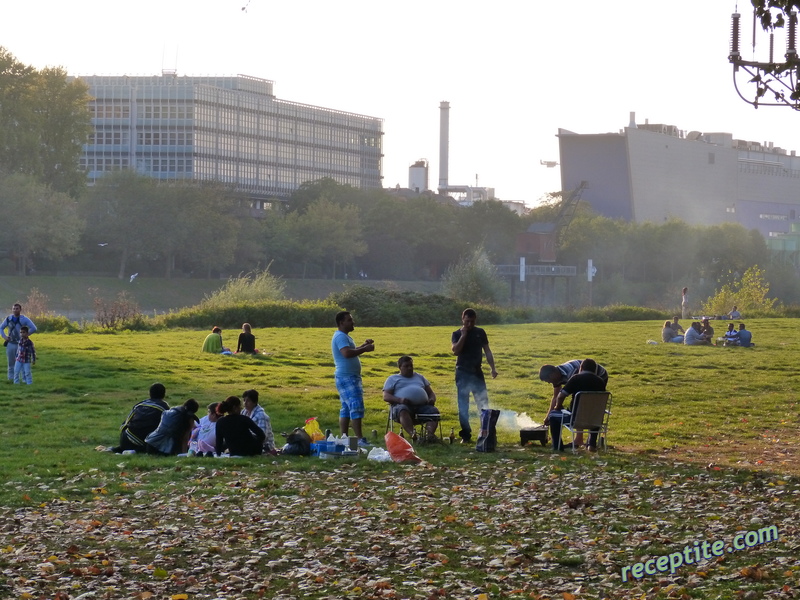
{"left": 110, "top": 383, "right": 276, "bottom": 457}
{"left": 201, "top": 323, "right": 260, "bottom": 355}
{"left": 661, "top": 316, "right": 753, "bottom": 346}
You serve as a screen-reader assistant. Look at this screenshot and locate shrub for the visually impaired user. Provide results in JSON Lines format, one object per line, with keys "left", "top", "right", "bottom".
{"left": 24, "top": 288, "right": 52, "bottom": 318}
{"left": 161, "top": 300, "right": 339, "bottom": 329}
{"left": 201, "top": 268, "right": 285, "bottom": 308}
{"left": 93, "top": 291, "right": 144, "bottom": 330}
{"left": 702, "top": 265, "right": 779, "bottom": 316}
{"left": 442, "top": 245, "right": 508, "bottom": 305}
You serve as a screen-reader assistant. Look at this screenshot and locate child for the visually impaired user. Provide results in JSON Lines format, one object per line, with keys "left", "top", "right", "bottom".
{"left": 189, "top": 402, "right": 219, "bottom": 455}
{"left": 14, "top": 326, "right": 36, "bottom": 384}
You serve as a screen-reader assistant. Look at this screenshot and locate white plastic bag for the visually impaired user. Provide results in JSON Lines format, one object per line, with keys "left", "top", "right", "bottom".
{"left": 367, "top": 447, "right": 392, "bottom": 462}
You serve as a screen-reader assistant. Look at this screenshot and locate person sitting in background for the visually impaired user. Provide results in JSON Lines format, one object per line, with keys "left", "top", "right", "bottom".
{"left": 722, "top": 323, "right": 740, "bottom": 346}
{"left": 700, "top": 318, "right": 715, "bottom": 344}
{"left": 145, "top": 398, "right": 199, "bottom": 455}
{"left": 727, "top": 306, "right": 742, "bottom": 320}
{"left": 215, "top": 395, "right": 265, "bottom": 456}
{"left": 738, "top": 323, "right": 754, "bottom": 347}
{"left": 236, "top": 323, "right": 258, "bottom": 354}
{"left": 383, "top": 355, "right": 440, "bottom": 442}
{"left": 684, "top": 322, "right": 710, "bottom": 345}
{"left": 202, "top": 326, "right": 230, "bottom": 354}
{"left": 202, "top": 327, "right": 223, "bottom": 353}
{"left": 671, "top": 316, "right": 685, "bottom": 335}
{"left": 190, "top": 402, "right": 219, "bottom": 455}
{"left": 661, "top": 321, "right": 683, "bottom": 343}
{"left": 241, "top": 389, "right": 277, "bottom": 455}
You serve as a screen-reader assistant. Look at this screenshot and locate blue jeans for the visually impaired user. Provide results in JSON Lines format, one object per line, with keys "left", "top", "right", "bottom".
{"left": 455, "top": 368, "right": 488, "bottom": 440}
{"left": 6, "top": 342, "right": 18, "bottom": 380}
{"left": 13, "top": 361, "right": 32, "bottom": 385}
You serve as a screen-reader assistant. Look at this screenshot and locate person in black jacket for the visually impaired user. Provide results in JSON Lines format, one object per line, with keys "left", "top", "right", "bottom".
{"left": 112, "top": 383, "right": 169, "bottom": 453}
{"left": 215, "top": 396, "right": 265, "bottom": 456}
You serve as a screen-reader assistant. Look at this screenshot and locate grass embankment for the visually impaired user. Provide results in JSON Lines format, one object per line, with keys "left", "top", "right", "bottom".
{"left": 0, "top": 321, "right": 798, "bottom": 599}
{"left": 0, "top": 275, "right": 443, "bottom": 315}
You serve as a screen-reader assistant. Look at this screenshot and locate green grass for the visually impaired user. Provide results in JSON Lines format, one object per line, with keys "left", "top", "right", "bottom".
{"left": 0, "top": 320, "right": 798, "bottom": 599}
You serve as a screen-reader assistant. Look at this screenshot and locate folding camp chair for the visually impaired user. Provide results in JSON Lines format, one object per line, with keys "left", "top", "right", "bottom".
{"left": 386, "top": 405, "right": 443, "bottom": 443}
{"left": 561, "top": 391, "right": 612, "bottom": 452}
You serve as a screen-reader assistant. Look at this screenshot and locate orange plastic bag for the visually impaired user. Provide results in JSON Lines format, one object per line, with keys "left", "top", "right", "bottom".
{"left": 304, "top": 417, "right": 325, "bottom": 442}
{"left": 384, "top": 431, "right": 422, "bottom": 464}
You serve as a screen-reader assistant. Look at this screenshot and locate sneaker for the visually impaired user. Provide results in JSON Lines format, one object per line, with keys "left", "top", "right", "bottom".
{"left": 357, "top": 438, "right": 372, "bottom": 448}
{"left": 459, "top": 437, "right": 472, "bottom": 445}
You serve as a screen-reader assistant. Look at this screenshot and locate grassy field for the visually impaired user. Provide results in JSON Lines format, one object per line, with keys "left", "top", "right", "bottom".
{"left": 0, "top": 319, "right": 798, "bottom": 598}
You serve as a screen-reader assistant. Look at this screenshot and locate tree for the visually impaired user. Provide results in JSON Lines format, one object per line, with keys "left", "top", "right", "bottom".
{"left": 82, "top": 170, "right": 162, "bottom": 279}
{"left": 283, "top": 198, "right": 366, "bottom": 278}
{"left": 702, "top": 265, "right": 778, "bottom": 315}
{"left": 0, "top": 48, "right": 91, "bottom": 197}
{"left": 0, "top": 174, "right": 84, "bottom": 275}
{"left": 35, "top": 67, "right": 92, "bottom": 197}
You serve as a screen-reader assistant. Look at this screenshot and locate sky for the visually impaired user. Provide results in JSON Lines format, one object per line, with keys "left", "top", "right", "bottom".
{"left": 2, "top": 0, "right": 796, "bottom": 206}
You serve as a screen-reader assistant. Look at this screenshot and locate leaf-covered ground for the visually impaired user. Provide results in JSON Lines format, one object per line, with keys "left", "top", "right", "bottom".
{"left": 1, "top": 449, "right": 798, "bottom": 600}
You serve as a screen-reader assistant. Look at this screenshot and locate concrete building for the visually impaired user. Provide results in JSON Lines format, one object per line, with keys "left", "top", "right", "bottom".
{"left": 558, "top": 113, "right": 800, "bottom": 240}
{"left": 76, "top": 73, "right": 383, "bottom": 202}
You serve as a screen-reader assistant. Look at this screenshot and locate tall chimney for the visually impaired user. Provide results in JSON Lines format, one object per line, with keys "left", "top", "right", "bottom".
{"left": 438, "top": 101, "right": 450, "bottom": 192}
{"left": 629, "top": 111, "right": 637, "bottom": 129}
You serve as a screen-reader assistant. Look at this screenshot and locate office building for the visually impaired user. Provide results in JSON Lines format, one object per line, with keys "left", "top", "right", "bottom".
{"left": 558, "top": 113, "right": 800, "bottom": 240}
{"left": 77, "top": 73, "right": 383, "bottom": 201}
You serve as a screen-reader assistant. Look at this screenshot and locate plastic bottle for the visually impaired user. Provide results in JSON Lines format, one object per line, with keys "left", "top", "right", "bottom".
{"left": 324, "top": 428, "right": 332, "bottom": 439}
{"left": 371, "top": 429, "right": 378, "bottom": 441}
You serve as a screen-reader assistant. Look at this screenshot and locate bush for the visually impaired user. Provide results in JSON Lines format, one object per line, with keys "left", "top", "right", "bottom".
{"left": 201, "top": 268, "right": 285, "bottom": 308}
{"left": 161, "top": 300, "right": 339, "bottom": 329}
{"left": 702, "top": 265, "right": 779, "bottom": 316}
{"left": 329, "top": 286, "right": 493, "bottom": 326}
{"left": 93, "top": 291, "right": 144, "bottom": 330}
{"left": 442, "top": 245, "right": 508, "bottom": 305}
{"left": 32, "top": 315, "right": 81, "bottom": 333}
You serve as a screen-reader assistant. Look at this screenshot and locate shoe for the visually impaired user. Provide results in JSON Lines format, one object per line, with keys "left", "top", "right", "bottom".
{"left": 587, "top": 445, "right": 598, "bottom": 453}
{"left": 357, "top": 438, "right": 372, "bottom": 448}
{"left": 459, "top": 437, "right": 472, "bottom": 445}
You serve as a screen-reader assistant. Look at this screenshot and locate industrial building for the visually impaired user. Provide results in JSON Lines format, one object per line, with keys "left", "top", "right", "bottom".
{"left": 558, "top": 113, "right": 800, "bottom": 241}
{"left": 76, "top": 73, "right": 383, "bottom": 202}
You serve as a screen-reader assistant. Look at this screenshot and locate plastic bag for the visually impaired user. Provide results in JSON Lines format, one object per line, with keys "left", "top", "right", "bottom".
{"left": 367, "top": 447, "right": 393, "bottom": 462}
{"left": 384, "top": 431, "right": 422, "bottom": 464}
{"left": 304, "top": 417, "right": 325, "bottom": 442}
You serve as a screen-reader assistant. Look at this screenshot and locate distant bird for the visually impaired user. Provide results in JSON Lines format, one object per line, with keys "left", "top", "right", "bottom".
{"left": 129, "top": 273, "right": 139, "bottom": 283}
{"left": 98, "top": 243, "right": 108, "bottom": 247}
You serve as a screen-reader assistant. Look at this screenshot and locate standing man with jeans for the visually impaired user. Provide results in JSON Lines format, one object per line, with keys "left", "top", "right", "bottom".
{"left": 451, "top": 308, "right": 497, "bottom": 444}
{"left": 1, "top": 303, "right": 37, "bottom": 382}
{"left": 332, "top": 311, "right": 375, "bottom": 447}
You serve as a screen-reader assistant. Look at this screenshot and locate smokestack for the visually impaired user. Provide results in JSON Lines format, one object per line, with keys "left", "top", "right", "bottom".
{"left": 439, "top": 101, "right": 450, "bottom": 191}
{"left": 629, "top": 111, "right": 637, "bottom": 129}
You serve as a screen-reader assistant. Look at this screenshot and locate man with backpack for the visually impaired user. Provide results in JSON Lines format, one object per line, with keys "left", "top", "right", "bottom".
{"left": 1, "top": 303, "right": 37, "bottom": 382}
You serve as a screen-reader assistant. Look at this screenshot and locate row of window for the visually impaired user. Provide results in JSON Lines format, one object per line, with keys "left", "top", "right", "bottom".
{"left": 80, "top": 157, "right": 130, "bottom": 171}
{"left": 90, "top": 131, "right": 130, "bottom": 145}
{"left": 138, "top": 132, "right": 194, "bottom": 146}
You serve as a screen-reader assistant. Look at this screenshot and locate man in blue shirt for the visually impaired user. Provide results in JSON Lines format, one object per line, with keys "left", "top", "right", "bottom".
{"left": 332, "top": 311, "right": 375, "bottom": 447}
{"left": 1, "top": 303, "right": 37, "bottom": 382}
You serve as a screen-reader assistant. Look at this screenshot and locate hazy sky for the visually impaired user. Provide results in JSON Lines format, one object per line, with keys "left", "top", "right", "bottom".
{"left": 2, "top": 0, "right": 795, "bottom": 205}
